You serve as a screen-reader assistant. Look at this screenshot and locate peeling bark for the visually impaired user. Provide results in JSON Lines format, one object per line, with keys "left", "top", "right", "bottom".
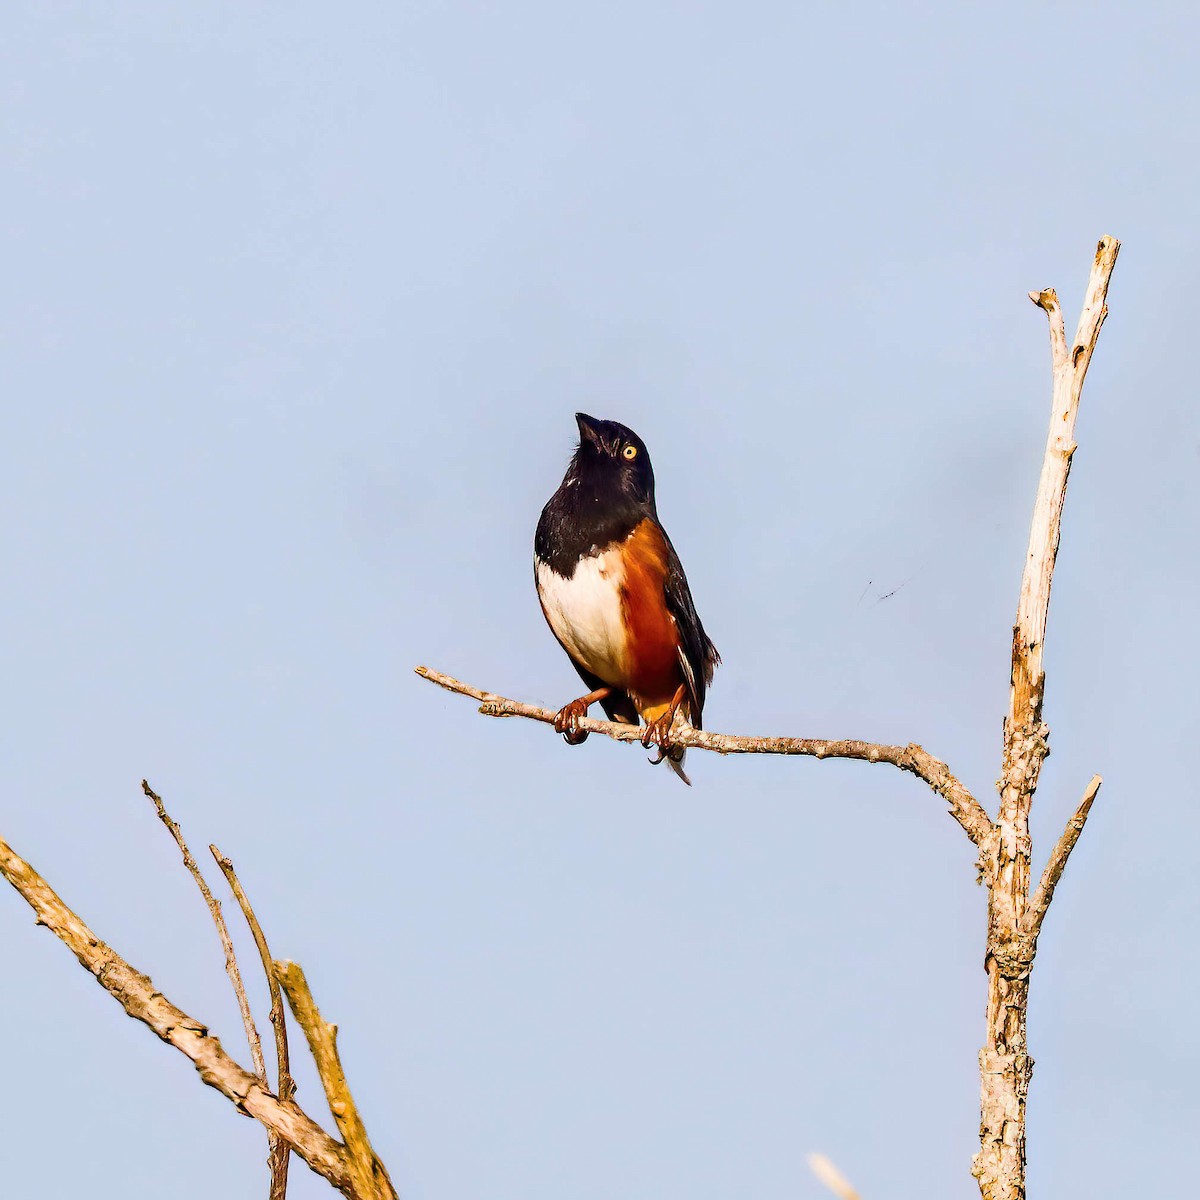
{"left": 0, "top": 832, "right": 394, "bottom": 1200}
{"left": 972, "top": 237, "right": 1119, "bottom": 1200}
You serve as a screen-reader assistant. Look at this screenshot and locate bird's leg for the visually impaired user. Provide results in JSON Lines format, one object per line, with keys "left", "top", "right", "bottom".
{"left": 553, "top": 687, "right": 612, "bottom": 745}
{"left": 640, "top": 685, "right": 688, "bottom": 761}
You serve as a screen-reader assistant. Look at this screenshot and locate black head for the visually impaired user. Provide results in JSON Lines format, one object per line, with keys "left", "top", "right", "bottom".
{"left": 535, "top": 414, "right": 659, "bottom": 572}
{"left": 570, "top": 412, "right": 656, "bottom": 509}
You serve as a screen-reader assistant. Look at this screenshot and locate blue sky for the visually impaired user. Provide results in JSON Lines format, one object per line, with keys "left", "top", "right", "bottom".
{"left": 2, "top": 4, "right": 1197, "bottom": 1198}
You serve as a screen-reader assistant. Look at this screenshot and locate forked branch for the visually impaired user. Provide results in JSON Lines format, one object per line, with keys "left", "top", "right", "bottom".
{"left": 0, "top": 818, "right": 399, "bottom": 1200}
{"left": 1009, "top": 237, "right": 1120, "bottom": 743}
{"left": 0, "top": 832, "right": 357, "bottom": 1193}
{"left": 974, "top": 236, "right": 1118, "bottom": 1200}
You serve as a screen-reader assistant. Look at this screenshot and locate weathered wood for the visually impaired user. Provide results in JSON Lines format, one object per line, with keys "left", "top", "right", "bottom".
{"left": 0, "top": 832, "right": 360, "bottom": 1196}
{"left": 972, "top": 237, "right": 1118, "bottom": 1200}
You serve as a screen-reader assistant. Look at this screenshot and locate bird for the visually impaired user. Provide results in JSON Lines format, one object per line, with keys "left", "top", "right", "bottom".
{"left": 534, "top": 413, "right": 719, "bottom": 783}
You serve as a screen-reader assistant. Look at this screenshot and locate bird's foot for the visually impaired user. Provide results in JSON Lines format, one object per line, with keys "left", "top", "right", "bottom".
{"left": 640, "top": 686, "right": 688, "bottom": 764}
{"left": 553, "top": 697, "right": 592, "bottom": 745}
{"left": 640, "top": 711, "right": 676, "bottom": 762}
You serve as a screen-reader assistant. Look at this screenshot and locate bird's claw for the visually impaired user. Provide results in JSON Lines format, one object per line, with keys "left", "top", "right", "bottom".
{"left": 640, "top": 713, "right": 675, "bottom": 759}
{"left": 553, "top": 699, "right": 590, "bottom": 746}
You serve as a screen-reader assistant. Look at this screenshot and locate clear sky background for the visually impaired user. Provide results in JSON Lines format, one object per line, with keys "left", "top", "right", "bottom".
{"left": 2, "top": 3, "right": 1197, "bottom": 1198}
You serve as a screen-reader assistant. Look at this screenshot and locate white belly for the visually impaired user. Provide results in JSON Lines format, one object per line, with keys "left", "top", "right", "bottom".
{"left": 536, "top": 551, "right": 629, "bottom": 684}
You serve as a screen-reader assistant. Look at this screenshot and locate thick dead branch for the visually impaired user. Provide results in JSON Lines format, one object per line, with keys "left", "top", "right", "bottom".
{"left": 0, "top": 832, "right": 362, "bottom": 1196}
{"left": 143, "top": 781, "right": 267, "bottom": 1083}
{"left": 974, "top": 235, "right": 1119, "bottom": 1200}
{"left": 213, "top": 845, "right": 296, "bottom": 1200}
{"left": 1022, "top": 775, "right": 1102, "bottom": 939}
{"left": 415, "top": 665, "right": 993, "bottom": 846}
{"left": 275, "top": 962, "right": 397, "bottom": 1200}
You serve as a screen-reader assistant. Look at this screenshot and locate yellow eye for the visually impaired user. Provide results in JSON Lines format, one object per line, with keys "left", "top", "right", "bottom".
{"left": 622, "top": 444, "right": 638, "bottom": 460}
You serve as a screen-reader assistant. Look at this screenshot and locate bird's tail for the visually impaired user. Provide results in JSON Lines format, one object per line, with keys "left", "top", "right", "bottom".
{"left": 666, "top": 747, "right": 692, "bottom": 786}
{"left": 665, "top": 703, "right": 693, "bottom": 785}
{"left": 642, "top": 703, "right": 695, "bottom": 785}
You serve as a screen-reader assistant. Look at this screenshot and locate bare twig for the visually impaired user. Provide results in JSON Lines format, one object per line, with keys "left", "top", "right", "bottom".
{"left": 275, "top": 961, "right": 398, "bottom": 1200}
{"left": 0, "top": 831, "right": 363, "bottom": 1196}
{"left": 142, "top": 781, "right": 267, "bottom": 1083}
{"left": 1022, "top": 775, "right": 1102, "bottom": 939}
{"left": 213, "top": 845, "right": 296, "bottom": 1200}
{"left": 415, "top": 665, "right": 993, "bottom": 846}
{"left": 1027, "top": 288, "right": 1067, "bottom": 367}
{"left": 807, "top": 1152, "right": 862, "bottom": 1200}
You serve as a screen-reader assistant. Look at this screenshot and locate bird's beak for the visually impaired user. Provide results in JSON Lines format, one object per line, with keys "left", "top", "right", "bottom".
{"left": 575, "top": 412, "right": 602, "bottom": 448}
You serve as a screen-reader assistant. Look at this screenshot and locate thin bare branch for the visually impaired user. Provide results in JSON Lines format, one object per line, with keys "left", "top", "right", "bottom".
{"left": 142, "top": 781, "right": 267, "bottom": 1083}
{"left": 415, "top": 665, "right": 994, "bottom": 846}
{"left": 275, "top": 961, "right": 398, "bottom": 1200}
{"left": 1009, "top": 236, "right": 1120, "bottom": 749}
{"left": 807, "top": 1152, "right": 862, "bottom": 1200}
{"left": 1026, "top": 288, "right": 1067, "bottom": 368}
{"left": 212, "top": 845, "right": 295, "bottom": 1200}
{"left": 0, "top": 831, "right": 360, "bottom": 1196}
{"left": 1021, "top": 775, "right": 1102, "bottom": 939}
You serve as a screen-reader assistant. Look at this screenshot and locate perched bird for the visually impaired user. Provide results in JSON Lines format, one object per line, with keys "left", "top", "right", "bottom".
{"left": 534, "top": 413, "right": 719, "bottom": 783}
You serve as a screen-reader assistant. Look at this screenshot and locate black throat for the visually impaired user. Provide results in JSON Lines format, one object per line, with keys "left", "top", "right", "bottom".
{"left": 535, "top": 460, "right": 650, "bottom": 578}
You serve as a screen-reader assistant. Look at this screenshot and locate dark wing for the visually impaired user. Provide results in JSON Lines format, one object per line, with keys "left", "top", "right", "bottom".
{"left": 658, "top": 525, "right": 720, "bottom": 728}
